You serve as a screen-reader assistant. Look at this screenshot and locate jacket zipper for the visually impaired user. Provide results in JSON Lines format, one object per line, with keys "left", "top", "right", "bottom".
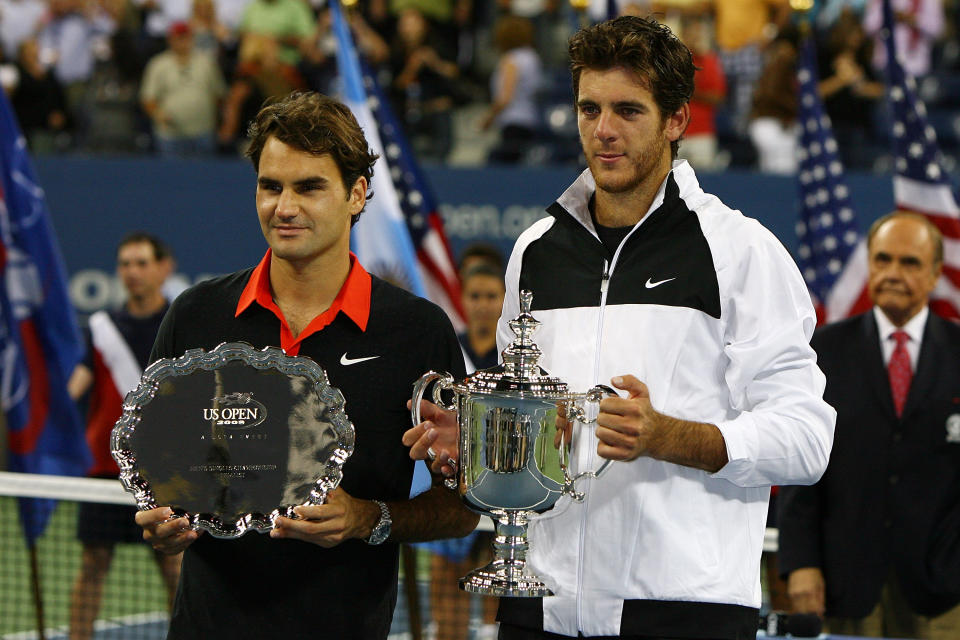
{"left": 577, "top": 229, "right": 635, "bottom": 631}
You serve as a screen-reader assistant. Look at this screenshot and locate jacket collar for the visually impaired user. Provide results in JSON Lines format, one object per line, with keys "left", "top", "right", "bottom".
{"left": 550, "top": 160, "right": 698, "bottom": 236}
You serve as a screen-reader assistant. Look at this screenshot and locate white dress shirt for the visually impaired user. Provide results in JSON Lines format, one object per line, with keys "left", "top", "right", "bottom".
{"left": 873, "top": 305, "right": 928, "bottom": 370}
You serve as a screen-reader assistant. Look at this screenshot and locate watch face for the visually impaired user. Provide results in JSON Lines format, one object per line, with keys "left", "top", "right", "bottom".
{"left": 369, "top": 525, "right": 389, "bottom": 544}
{"left": 367, "top": 501, "right": 391, "bottom": 544}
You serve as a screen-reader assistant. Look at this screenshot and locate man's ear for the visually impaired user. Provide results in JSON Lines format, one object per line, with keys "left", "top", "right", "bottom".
{"left": 349, "top": 176, "right": 367, "bottom": 216}
{"left": 665, "top": 103, "right": 690, "bottom": 142}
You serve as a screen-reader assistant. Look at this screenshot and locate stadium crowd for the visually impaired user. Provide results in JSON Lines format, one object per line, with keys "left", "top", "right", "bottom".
{"left": 1, "top": 0, "right": 959, "bottom": 170}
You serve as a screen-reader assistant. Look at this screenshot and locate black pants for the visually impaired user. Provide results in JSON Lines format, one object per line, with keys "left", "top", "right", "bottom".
{"left": 498, "top": 623, "right": 680, "bottom": 640}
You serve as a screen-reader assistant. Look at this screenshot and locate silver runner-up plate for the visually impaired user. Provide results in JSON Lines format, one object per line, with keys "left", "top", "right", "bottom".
{"left": 110, "top": 342, "right": 355, "bottom": 539}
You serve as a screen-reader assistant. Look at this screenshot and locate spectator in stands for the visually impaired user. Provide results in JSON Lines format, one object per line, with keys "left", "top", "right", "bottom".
{"left": 211, "top": 0, "right": 252, "bottom": 40}
{"left": 390, "top": 0, "right": 465, "bottom": 63}
{"left": 747, "top": 25, "right": 800, "bottom": 174}
{"left": 712, "top": 0, "right": 791, "bottom": 134}
{"left": 134, "top": 0, "right": 193, "bottom": 62}
{"left": 678, "top": 13, "right": 726, "bottom": 170}
{"left": 189, "top": 0, "right": 231, "bottom": 54}
{"left": 213, "top": 0, "right": 312, "bottom": 151}
{"left": 141, "top": 21, "right": 226, "bottom": 156}
{"left": 817, "top": 9, "right": 884, "bottom": 171}
{"left": 207, "top": 0, "right": 250, "bottom": 77}
{"left": 300, "top": 6, "right": 388, "bottom": 97}
{"left": 389, "top": 6, "right": 459, "bottom": 161}
{"left": 37, "top": 0, "right": 116, "bottom": 144}
{"left": 236, "top": 0, "right": 314, "bottom": 69}
{"left": 9, "top": 37, "right": 71, "bottom": 152}
{"left": 0, "top": 0, "right": 47, "bottom": 62}
{"left": 497, "top": 0, "right": 568, "bottom": 71}
{"left": 482, "top": 15, "right": 542, "bottom": 165}
{"left": 79, "top": 0, "right": 151, "bottom": 153}
{"left": 67, "top": 232, "right": 181, "bottom": 640}
{"left": 778, "top": 211, "right": 960, "bottom": 639}
{"left": 864, "top": 0, "right": 944, "bottom": 79}
{"left": 216, "top": 30, "right": 306, "bottom": 151}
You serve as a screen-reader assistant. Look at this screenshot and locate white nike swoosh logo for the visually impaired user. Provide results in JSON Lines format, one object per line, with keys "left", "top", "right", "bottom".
{"left": 645, "top": 277, "right": 676, "bottom": 289}
{"left": 340, "top": 353, "right": 380, "bottom": 366}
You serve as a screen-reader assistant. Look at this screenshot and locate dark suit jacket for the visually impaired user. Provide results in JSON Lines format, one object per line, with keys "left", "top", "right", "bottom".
{"left": 777, "top": 309, "right": 960, "bottom": 618}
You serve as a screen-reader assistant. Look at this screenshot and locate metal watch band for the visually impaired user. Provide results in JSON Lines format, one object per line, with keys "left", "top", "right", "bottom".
{"left": 365, "top": 499, "right": 391, "bottom": 545}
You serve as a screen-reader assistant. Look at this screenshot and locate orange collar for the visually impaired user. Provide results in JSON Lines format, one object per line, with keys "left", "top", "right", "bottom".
{"left": 235, "top": 250, "right": 371, "bottom": 355}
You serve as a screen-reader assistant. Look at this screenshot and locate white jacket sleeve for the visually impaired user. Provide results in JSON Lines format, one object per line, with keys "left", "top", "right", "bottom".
{"left": 710, "top": 219, "right": 836, "bottom": 487}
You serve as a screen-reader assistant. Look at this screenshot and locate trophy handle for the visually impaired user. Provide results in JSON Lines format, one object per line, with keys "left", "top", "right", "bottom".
{"left": 560, "top": 384, "right": 618, "bottom": 501}
{"left": 410, "top": 371, "right": 458, "bottom": 490}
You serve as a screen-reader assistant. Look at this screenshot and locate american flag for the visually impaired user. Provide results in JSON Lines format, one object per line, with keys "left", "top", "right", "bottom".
{"left": 794, "top": 36, "right": 865, "bottom": 324}
{"left": 330, "top": 0, "right": 464, "bottom": 329}
{"left": 796, "top": 0, "right": 960, "bottom": 322}
{"left": 359, "top": 58, "right": 465, "bottom": 326}
{"left": 880, "top": 0, "right": 960, "bottom": 320}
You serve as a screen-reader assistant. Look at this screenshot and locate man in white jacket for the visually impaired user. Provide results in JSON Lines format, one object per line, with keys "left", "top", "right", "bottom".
{"left": 406, "top": 15, "right": 835, "bottom": 640}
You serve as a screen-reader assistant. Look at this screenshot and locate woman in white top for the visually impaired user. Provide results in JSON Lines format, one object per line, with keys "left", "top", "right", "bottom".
{"left": 481, "top": 15, "right": 543, "bottom": 164}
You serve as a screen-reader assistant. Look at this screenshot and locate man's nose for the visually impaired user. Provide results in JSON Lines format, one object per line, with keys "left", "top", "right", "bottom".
{"left": 595, "top": 110, "right": 616, "bottom": 141}
{"left": 276, "top": 189, "right": 298, "bottom": 218}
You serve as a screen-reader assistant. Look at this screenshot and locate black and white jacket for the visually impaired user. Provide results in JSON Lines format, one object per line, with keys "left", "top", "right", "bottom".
{"left": 496, "top": 161, "right": 836, "bottom": 639}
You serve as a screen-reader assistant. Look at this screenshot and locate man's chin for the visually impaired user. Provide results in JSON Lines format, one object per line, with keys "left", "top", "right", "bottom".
{"left": 269, "top": 247, "right": 311, "bottom": 264}
{"left": 591, "top": 169, "right": 639, "bottom": 195}
{"left": 876, "top": 299, "right": 915, "bottom": 320}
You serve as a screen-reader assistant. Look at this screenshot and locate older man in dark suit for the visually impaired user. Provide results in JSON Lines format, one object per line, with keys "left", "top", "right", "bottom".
{"left": 778, "top": 211, "right": 960, "bottom": 639}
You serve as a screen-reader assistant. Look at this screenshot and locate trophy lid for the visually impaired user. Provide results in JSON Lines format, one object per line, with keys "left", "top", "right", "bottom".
{"left": 454, "top": 290, "right": 569, "bottom": 397}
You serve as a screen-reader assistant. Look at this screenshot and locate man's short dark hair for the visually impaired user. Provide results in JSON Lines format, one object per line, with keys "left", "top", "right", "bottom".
{"left": 117, "top": 232, "right": 170, "bottom": 262}
{"left": 458, "top": 243, "right": 505, "bottom": 274}
{"left": 461, "top": 262, "right": 504, "bottom": 287}
{"left": 568, "top": 15, "right": 696, "bottom": 159}
{"left": 867, "top": 210, "right": 944, "bottom": 266}
{"left": 245, "top": 91, "right": 379, "bottom": 226}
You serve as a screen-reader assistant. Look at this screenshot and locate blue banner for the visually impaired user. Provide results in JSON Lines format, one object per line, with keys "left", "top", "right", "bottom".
{"left": 0, "top": 90, "right": 90, "bottom": 544}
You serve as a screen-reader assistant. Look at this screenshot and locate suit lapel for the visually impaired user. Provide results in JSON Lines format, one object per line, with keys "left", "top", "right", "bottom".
{"left": 862, "top": 312, "right": 897, "bottom": 419}
{"left": 901, "top": 312, "right": 940, "bottom": 421}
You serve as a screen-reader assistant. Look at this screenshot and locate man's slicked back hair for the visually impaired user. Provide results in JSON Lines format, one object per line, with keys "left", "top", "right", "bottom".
{"left": 117, "top": 232, "right": 170, "bottom": 262}
{"left": 245, "top": 91, "right": 379, "bottom": 225}
{"left": 569, "top": 15, "right": 696, "bottom": 158}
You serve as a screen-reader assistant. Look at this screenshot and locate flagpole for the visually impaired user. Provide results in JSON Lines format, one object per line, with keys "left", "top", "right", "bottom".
{"left": 29, "top": 544, "right": 47, "bottom": 640}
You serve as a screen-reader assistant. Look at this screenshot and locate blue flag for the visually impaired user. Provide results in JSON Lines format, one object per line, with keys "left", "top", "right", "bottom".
{"left": 0, "top": 90, "right": 90, "bottom": 545}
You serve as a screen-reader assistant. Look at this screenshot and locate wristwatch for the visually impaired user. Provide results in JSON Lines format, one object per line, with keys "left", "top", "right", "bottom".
{"left": 365, "top": 500, "right": 392, "bottom": 545}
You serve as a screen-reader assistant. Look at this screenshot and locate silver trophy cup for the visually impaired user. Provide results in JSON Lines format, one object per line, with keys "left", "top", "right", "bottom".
{"left": 411, "top": 291, "right": 613, "bottom": 597}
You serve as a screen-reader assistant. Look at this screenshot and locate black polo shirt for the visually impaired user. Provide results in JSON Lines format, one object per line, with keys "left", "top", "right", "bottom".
{"left": 152, "top": 252, "right": 465, "bottom": 639}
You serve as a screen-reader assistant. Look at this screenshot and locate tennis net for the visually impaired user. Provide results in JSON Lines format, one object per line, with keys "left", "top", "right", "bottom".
{"left": 0, "top": 472, "right": 170, "bottom": 640}
{"left": 0, "top": 471, "right": 501, "bottom": 640}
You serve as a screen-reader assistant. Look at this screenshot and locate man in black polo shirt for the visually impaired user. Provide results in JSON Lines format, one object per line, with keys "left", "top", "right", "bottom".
{"left": 135, "top": 91, "right": 478, "bottom": 639}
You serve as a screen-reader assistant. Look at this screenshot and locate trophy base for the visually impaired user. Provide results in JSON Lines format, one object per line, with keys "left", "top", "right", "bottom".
{"left": 459, "top": 561, "right": 554, "bottom": 597}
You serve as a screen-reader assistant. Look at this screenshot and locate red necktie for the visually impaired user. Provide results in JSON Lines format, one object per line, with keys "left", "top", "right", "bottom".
{"left": 888, "top": 330, "right": 912, "bottom": 418}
